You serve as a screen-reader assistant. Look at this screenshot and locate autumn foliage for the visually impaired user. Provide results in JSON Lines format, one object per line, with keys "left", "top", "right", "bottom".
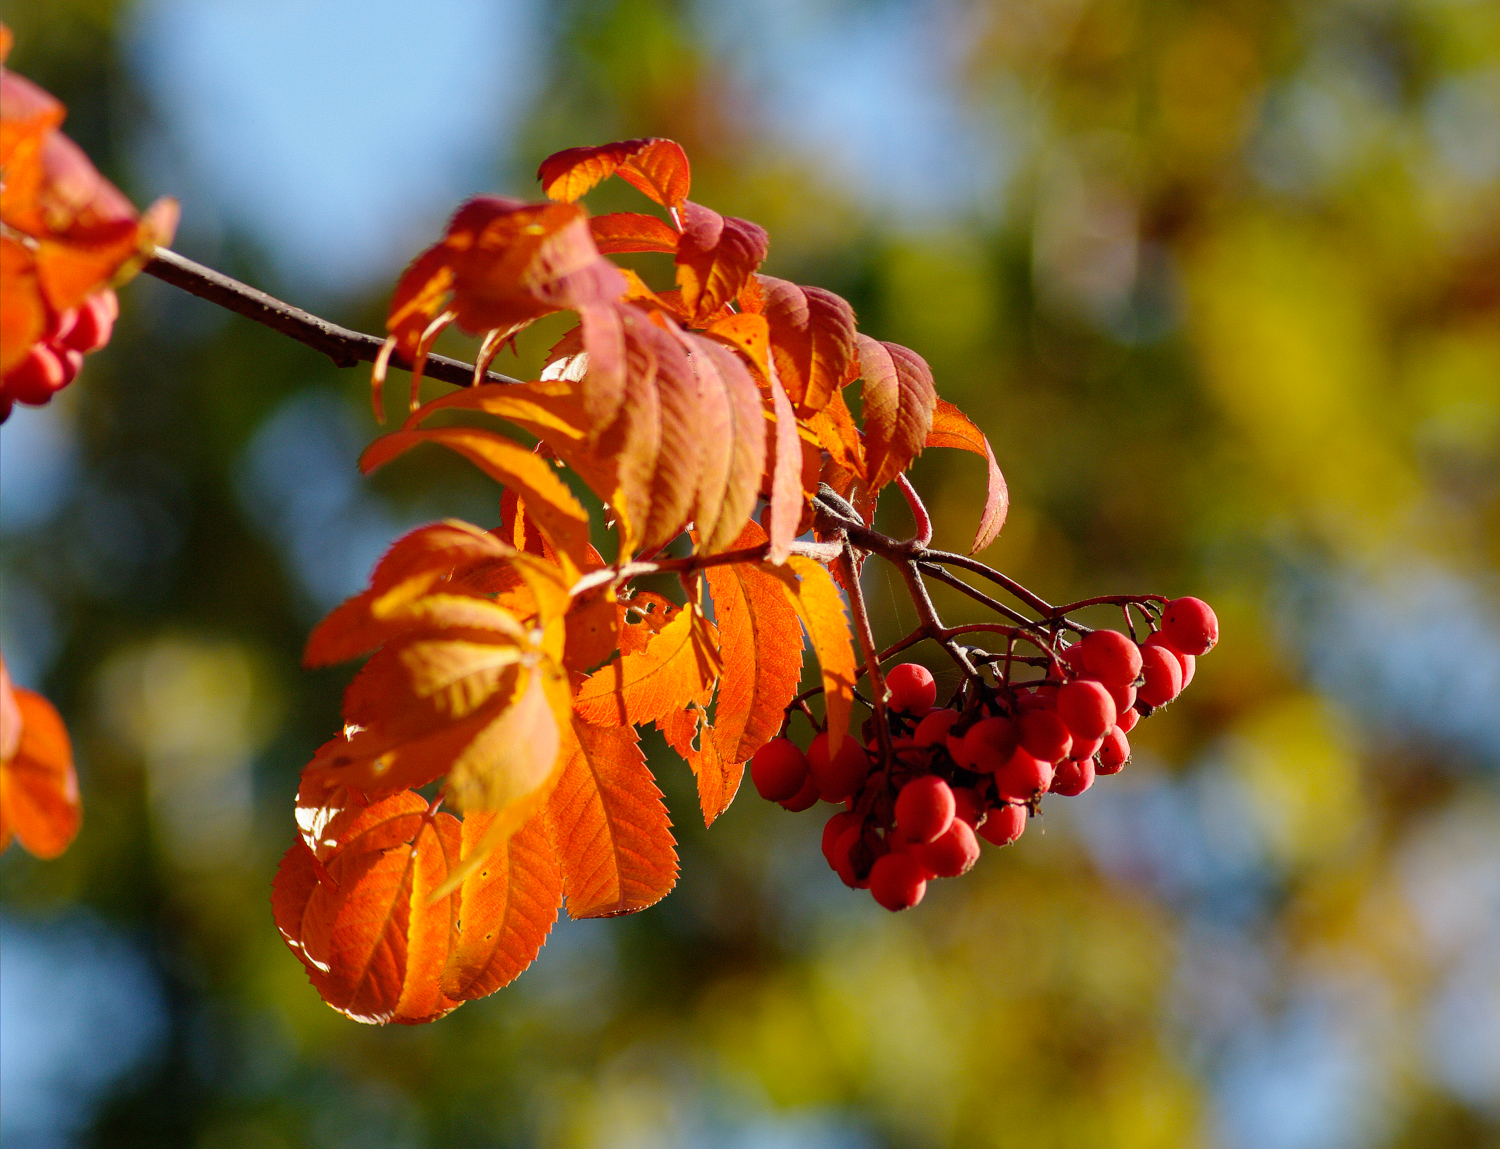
{"left": 1, "top": 33, "right": 1217, "bottom": 1028}
{"left": 0, "top": 25, "right": 176, "bottom": 420}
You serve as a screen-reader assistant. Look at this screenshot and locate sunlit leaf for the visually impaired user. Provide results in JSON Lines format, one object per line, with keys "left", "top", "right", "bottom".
{"left": 659, "top": 706, "right": 741, "bottom": 827}
{"left": 704, "top": 521, "right": 804, "bottom": 766}
{"left": 440, "top": 809, "right": 561, "bottom": 1000}
{"left": 545, "top": 719, "right": 678, "bottom": 918}
{"left": 756, "top": 275, "right": 857, "bottom": 416}
{"left": 0, "top": 672, "right": 80, "bottom": 859}
{"left": 573, "top": 604, "right": 721, "bottom": 728}
{"left": 360, "top": 427, "right": 592, "bottom": 579}
{"left": 538, "top": 138, "right": 691, "bottom": 209}
{"left": 589, "top": 211, "right": 680, "bottom": 254}
{"left": 674, "top": 202, "right": 769, "bottom": 325}
{"left": 764, "top": 556, "right": 856, "bottom": 753}
{"left": 926, "top": 397, "right": 1008, "bottom": 552}
{"left": 856, "top": 335, "right": 937, "bottom": 491}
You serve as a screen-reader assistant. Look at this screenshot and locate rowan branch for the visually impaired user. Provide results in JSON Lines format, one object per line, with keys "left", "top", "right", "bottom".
{"left": 142, "top": 247, "right": 525, "bottom": 389}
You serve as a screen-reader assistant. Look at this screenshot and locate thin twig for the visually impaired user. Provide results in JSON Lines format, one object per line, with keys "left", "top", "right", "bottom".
{"left": 142, "top": 247, "right": 525, "bottom": 389}
{"left": 839, "top": 542, "right": 893, "bottom": 762}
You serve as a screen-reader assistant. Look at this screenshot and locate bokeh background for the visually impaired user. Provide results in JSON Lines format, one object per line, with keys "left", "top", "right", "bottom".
{"left": 3, "top": 0, "right": 1499, "bottom": 1146}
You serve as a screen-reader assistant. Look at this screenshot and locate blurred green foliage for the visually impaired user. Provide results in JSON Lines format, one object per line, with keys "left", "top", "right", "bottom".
{"left": 3, "top": 1, "right": 1498, "bottom": 1147}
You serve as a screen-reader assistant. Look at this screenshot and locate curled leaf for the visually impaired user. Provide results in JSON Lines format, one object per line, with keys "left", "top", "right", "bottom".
{"left": 538, "top": 138, "right": 691, "bottom": 209}
{"left": 926, "top": 397, "right": 1008, "bottom": 552}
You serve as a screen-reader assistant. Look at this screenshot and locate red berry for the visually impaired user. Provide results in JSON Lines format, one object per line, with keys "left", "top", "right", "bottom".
{"left": 751, "top": 737, "right": 808, "bottom": 802}
{"left": 806, "top": 732, "right": 869, "bottom": 802}
{"left": 1080, "top": 629, "right": 1143, "bottom": 688}
{"left": 1056, "top": 679, "right": 1116, "bottom": 742}
{"left": 1018, "top": 709, "right": 1072, "bottom": 764}
{"left": 1050, "top": 755, "right": 1095, "bottom": 796}
{"left": 822, "top": 811, "right": 862, "bottom": 866}
{"left": 1145, "top": 632, "right": 1194, "bottom": 688}
{"left": 831, "top": 826, "right": 863, "bottom": 887}
{"left": 951, "top": 786, "right": 985, "bottom": 827}
{"left": 1115, "top": 702, "right": 1140, "bottom": 733}
{"left": 869, "top": 852, "right": 927, "bottom": 911}
{"left": 1104, "top": 680, "right": 1137, "bottom": 717}
{"left": 993, "top": 748, "right": 1053, "bottom": 803}
{"left": 60, "top": 290, "right": 118, "bottom": 354}
{"left": 1018, "top": 685, "right": 1058, "bottom": 711}
{"left": 1159, "top": 597, "right": 1218, "bottom": 656}
{"left": 1069, "top": 734, "right": 1104, "bottom": 760}
{"left": 1097, "top": 727, "right": 1130, "bottom": 775}
{"left": 977, "top": 802, "right": 1026, "bottom": 846}
{"left": 4, "top": 344, "right": 68, "bottom": 404}
{"left": 912, "top": 708, "right": 959, "bottom": 747}
{"left": 963, "top": 716, "right": 1019, "bottom": 772}
{"left": 895, "top": 775, "right": 955, "bottom": 845}
{"left": 1137, "top": 644, "right": 1184, "bottom": 707}
{"left": 911, "top": 818, "right": 980, "bottom": 877}
{"left": 885, "top": 662, "right": 937, "bottom": 714}
{"left": 779, "top": 772, "right": 821, "bottom": 811}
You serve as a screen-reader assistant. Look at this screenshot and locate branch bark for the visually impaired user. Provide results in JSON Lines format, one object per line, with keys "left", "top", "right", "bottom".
{"left": 141, "top": 247, "right": 525, "bottom": 389}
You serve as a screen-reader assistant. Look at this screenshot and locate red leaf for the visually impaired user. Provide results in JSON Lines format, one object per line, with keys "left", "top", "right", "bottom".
{"left": 538, "top": 138, "right": 691, "bottom": 209}
{"left": 545, "top": 720, "right": 678, "bottom": 917}
{"left": 0, "top": 672, "right": 80, "bottom": 859}
{"left": 674, "top": 202, "right": 769, "bottom": 325}
{"left": 572, "top": 605, "right": 721, "bottom": 728}
{"left": 440, "top": 809, "right": 561, "bottom": 1000}
{"left": 704, "top": 521, "right": 804, "bottom": 765}
{"left": 757, "top": 275, "right": 857, "bottom": 416}
{"left": 589, "top": 211, "right": 680, "bottom": 254}
{"left": 926, "top": 398, "right": 1009, "bottom": 552}
{"left": 855, "top": 335, "right": 937, "bottom": 491}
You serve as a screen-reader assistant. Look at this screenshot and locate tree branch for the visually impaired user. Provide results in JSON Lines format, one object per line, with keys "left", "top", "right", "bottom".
{"left": 142, "top": 247, "right": 525, "bottom": 389}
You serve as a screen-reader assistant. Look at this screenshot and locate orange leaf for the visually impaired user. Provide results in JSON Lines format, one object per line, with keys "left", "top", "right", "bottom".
{"left": 757, "top": 275, "right": 857, "bottom": 416}
{"left": 563, "top": 591, "right": 620, "bottom": 674}
{"left": 674, "top": 202, "right": 769, "bottom": 325}
{"left": 0, "top": 675, "right": 80, "bottom": 859}
{"left": 360, "top": 427, "right": 592, "bottom": 579}
{"left": 704, "top": 521, "right": 804, "bottom": 766}
{"left": 703, "top": 311, "right": 771, "bottom": 378}
{"left": 808, "top": 386, "right": 867, "bottom": 481}
{"left": 855, "top": 335, "right": 937, "bottom": 491}
{"left": 764, "top": 557, "right": 856, "bottom": 753}
{"left": 280, "top": 792, "right": 465, "bottom": 1025}
{"left": 406, "top": 378, "right": 632, "bottom": 544}
{"left": 589, "top": 211, "right": 680, "bottom": 254}
{"left": 927, "top": 397, "right": 1009, "bottom": 552}
{"left": 538, "top": 138, "right": 691, "bottom": 209}
{"left": 572, "top": 604, "right": 721, "bottom": 728}
{"left": 382, "top": 197, "right": 624, "bottom": 368}
{"left": 676, "top": 331, "right": 767, "bottom": 554}
{"left": 545, "top": 720, "right": 678, "bottom": 918}
{"left": 763, "top": 372, "right": 803, "bottom": 565}
{"left": 440, "top": 808, "right": 561, "bottom": 1000}
{"left": 631, "top": 312, "right": 704, "bottom": 553}
{"left": 444, "top": 663, "right": 571, "bottom": 824}
{"left": 659, "top": 706, "right": 742, "bottom": 827}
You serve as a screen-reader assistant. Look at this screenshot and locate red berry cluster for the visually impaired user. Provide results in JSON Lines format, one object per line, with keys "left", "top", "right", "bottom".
{"left": 750, "top": 597, "right": 1218, "bottom": 911}
{"left": 0, "top": 290, "right": 118, "bottom": 422}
